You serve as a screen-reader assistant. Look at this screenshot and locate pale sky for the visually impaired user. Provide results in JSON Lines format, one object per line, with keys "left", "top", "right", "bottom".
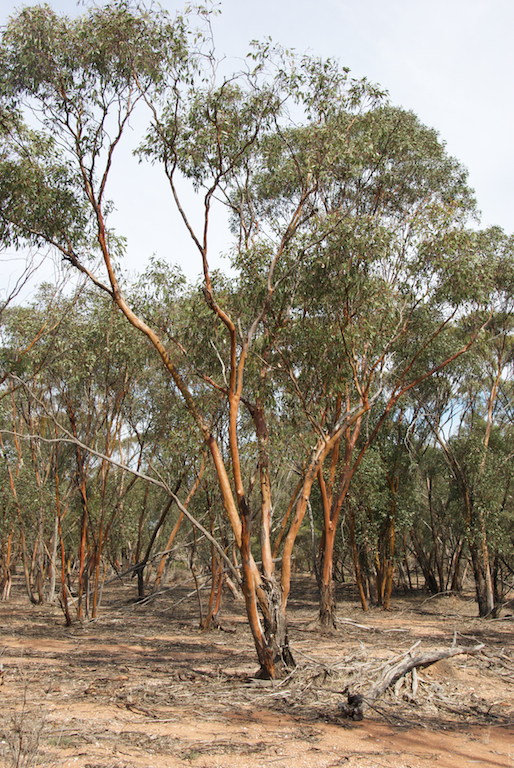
{"left": 1, "top": 0, "right": 513, "bottom": 295}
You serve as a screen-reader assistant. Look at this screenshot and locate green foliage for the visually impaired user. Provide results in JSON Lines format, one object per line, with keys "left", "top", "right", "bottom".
{"left": 0, "top": 109, "right": 89, "bottom": 250}
{"left": 0, "top": 1, "right": 193, "bottom": 263}
{"left": 0, "top": 2, "right": 189, "bottom": 103}
{"left": 0, "top": 0, "right": 512, "bottom": 624}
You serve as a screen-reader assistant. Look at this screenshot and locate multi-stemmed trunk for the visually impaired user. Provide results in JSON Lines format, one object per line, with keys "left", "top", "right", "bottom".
{"left": 317, "top": 411, "right": 363, "bottom": 627}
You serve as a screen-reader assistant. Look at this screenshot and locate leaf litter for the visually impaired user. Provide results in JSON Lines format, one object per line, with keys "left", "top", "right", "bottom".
{"left": 0, "top": 575, "right": 513, "bottom": 768}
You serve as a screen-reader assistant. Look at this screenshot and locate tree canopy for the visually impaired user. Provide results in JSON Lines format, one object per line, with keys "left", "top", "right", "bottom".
{"left": 0, "top": 1, "right": 513, "bottom": 677}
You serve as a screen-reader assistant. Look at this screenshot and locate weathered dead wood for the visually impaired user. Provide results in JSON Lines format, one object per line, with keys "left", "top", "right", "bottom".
{"left": 340, "top": 642, "right": 485, "bottom": 720}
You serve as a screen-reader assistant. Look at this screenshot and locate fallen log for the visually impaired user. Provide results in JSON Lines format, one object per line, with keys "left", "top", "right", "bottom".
{"left": 340, "top": 642, "right": 485, "bottom": 720}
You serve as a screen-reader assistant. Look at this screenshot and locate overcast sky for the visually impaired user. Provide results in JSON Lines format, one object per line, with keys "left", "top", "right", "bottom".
{"left": 1, "top": 0, "right": 513, "bottom": 295}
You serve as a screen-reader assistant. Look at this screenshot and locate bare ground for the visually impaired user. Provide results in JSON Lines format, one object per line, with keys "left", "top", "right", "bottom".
{"left": 0, "top": 574, "right": 513, "bottom": 768}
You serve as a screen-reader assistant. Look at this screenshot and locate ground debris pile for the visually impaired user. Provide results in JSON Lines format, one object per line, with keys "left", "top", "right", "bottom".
{"left": 337, "top": 639, "right": 485, "bottom": 720}
{"left": 0, "top": 577, "right": 513, "bottom": 768}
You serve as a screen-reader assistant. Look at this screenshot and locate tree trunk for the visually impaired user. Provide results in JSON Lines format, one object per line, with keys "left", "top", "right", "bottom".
{"left": 469, "top": 539, "right": 495, "bottom": 617}
{"left": 316, "top": 413, "right": 363, "bottom": 625}
{"left": 319, "top": 525, "right": 337, "bottom": 627}
{"left": 20, "top": 528, "right": 37, "bottom": 605}
{"left": 307, "top": 501, "right": 319, "bottom": 583}
{"left": 410, "top": 530, "right": 439, "bottom": 594}
{"left": 48, "top": 512, "right": 59, "bottom": 602}
{"left": 319, "top": 577, "right": 337, "bottom": 627}
{"left": 76, "top": 483, "right": 89, "bottom": 620}
{"left": 383, "top": 515, "right": 396, "bottom": 610}
{"left": 349, "top": 505, "right": 368, "bottom": 611}
{"left": 259, "top": 576, "right": 295, "bottom": 676}
{"left": 240, "top": 500, "right": 295, "bottom": 679}
{"left": 491, "top": 553, "right": 503, "bottom": 618}
{"left": 464, "top": 484, "right": 495, "bottom": 617}
{"left": 1, "top": 531, "right": 13, "bottom": 601}
{"left": 448, "top": 537, "right": 464, "bottom": 592}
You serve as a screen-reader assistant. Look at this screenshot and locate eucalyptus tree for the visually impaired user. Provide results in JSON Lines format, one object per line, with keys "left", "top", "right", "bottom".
{"left": 413, "top": 234, "right": 514, "bottom": 616}
{"left": 0, "top": 1, "right": 509, "bottom": 672}
{"left": 443, "top": 417, "right": 514, "bottom": 616}
{"left": 144, "top": 87, "right": 502, "bottom": 633}
{"left": 0, "top": 2, "right": 379, "bottom": 675}
{"left": 0, "top": 285, "right": 78, "bottom": 606}
{"left": 252, "top": 106, "right": 502, "bottom": 625}
{"left": 0, "top": 284, "right": 162, "bottom": 616}
{"left": 408, "top": 439, "right": 467, "bottom": 595}
{"left": 363, "top": 406, "right": 423, "bottom": 609}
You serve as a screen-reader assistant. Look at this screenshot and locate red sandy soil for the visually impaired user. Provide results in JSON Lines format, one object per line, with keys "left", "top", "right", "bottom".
{"left": 1, "top": 574, "right": 513, "bottom": 767}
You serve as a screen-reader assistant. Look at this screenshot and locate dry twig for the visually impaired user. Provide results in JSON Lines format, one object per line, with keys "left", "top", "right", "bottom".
{"left": 340, "top": 642, "right": 485, "bottom": 720}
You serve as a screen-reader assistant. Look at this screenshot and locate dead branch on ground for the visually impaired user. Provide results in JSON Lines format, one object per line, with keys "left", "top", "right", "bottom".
{"left": 340, "top": 642, "right": 485, "bottom": 720}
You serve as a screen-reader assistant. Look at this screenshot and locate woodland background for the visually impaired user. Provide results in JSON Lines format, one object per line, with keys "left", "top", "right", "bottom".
{"left": 0, "top": 1, "right": 513, "bottom": 680}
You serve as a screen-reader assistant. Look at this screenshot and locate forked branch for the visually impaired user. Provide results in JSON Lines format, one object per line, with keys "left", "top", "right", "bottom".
{"left": 340, "top": 642, "right": 485, "bottom": 720}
